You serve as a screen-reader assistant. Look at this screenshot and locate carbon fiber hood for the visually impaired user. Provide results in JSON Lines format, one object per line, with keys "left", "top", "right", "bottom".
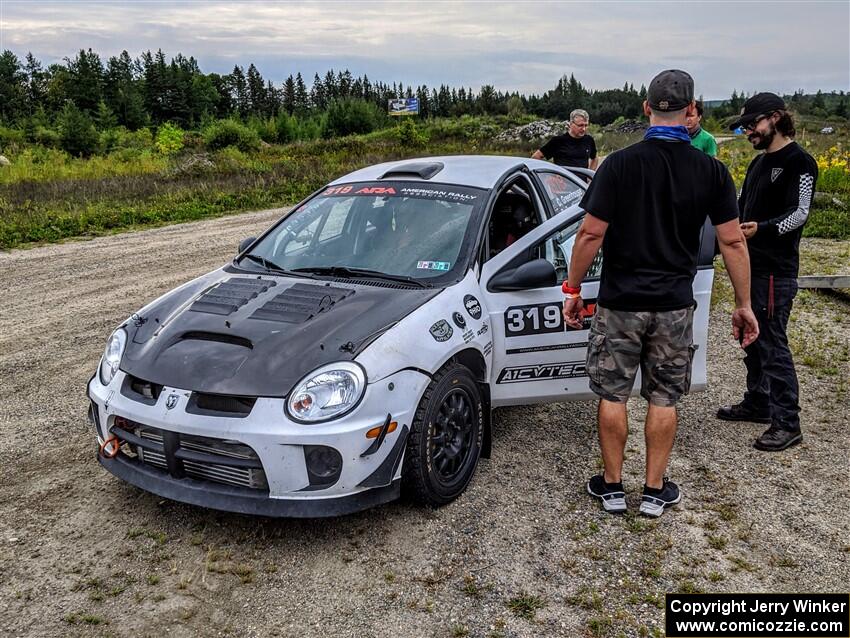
{"left": 120, "top": 270, "right": 441, "bottom": 397}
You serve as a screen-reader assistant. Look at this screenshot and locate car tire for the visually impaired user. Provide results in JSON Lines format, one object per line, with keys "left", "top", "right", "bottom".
{"left": 403, "top": 362, "right": 483, "bottom": 507}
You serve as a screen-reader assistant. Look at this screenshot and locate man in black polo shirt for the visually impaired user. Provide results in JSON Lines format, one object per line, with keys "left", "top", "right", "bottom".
{"left": 532, "top": 109, "right": 599, "bottom": 171}
{"left": 716, "top": 93, "right": 818, "bottom": 452}
{"left": 562, "top": 70, "right": 758, "bottom": 517}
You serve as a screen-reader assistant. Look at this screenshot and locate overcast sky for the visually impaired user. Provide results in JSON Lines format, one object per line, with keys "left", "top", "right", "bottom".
{"left": 1, "top": 1, "right": 847, "bottom": 99}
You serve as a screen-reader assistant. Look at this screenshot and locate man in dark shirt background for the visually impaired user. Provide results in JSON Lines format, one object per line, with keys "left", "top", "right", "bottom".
{"left": 716, "top": 93, "right": 818, "bottom": 452}
{"left": 562, "top": 70, "right": 758, "bottom": 517}
{"left": 532, "top": 109, "right": 599, "bottom": 171}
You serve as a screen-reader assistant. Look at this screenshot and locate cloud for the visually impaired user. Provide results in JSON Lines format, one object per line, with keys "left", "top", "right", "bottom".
{"left": 1, "top": 0, "right": 847, "bottom": 98}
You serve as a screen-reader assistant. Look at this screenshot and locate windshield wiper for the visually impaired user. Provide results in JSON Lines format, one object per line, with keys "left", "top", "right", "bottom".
{"left": 292, "top": 266, "right": 432, "bottom": 288}
{"left": 240, "top": 254, "right": 314, "bottom": 278}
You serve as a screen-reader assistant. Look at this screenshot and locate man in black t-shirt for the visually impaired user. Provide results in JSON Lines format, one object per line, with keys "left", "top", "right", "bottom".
{"left": 562, "top": 70, "right": 758, "bottom": 517}
{"left": 532, "top": 109, "right": 599, "bottom": 171}
{"left": 716, "top": 93, "right": 818, "bottom": 452}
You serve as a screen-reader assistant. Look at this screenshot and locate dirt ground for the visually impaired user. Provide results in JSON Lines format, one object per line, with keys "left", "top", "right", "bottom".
{"left": 1, "top": 211, "right": 848, "bottom": 638}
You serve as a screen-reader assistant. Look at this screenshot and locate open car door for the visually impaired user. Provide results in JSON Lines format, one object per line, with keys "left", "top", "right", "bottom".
{"left": 479, "top": 206, "right": 716, "bottom": 408}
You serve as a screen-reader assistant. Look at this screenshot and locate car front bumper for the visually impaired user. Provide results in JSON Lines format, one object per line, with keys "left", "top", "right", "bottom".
{"left": 87, "top": 367, "right": 430, "bottom": 517}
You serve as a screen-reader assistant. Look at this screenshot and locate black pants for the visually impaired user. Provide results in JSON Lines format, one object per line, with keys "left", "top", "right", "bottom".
{"left": 743, "top": 275, "right": 800, "bottom": 431}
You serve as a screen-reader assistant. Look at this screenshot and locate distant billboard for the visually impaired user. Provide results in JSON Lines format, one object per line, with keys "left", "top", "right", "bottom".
{"left": 388, "top": 98, "right": 419, "bottom": 116}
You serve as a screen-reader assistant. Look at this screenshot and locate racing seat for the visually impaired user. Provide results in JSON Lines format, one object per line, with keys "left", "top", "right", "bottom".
{"left": 489, "top": 193, "right": 537, "bottom": 258}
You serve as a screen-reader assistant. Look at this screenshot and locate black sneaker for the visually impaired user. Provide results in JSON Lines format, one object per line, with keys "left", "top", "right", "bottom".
{"left": 754, "top": 425, "right": 802, "bottom": 451}
{"left": 639, "top": 478, "right": 681, "bottom": 518}
{"left": 586, "top": 474, "right": 626, "bottom": 514}
{"left": 716, "top": 402, "right": 771, "bottom": 424}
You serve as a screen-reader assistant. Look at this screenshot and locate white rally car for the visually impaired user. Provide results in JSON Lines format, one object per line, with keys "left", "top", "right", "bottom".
{"left": 88, "top": 156, "right": 717, "bottom": 517}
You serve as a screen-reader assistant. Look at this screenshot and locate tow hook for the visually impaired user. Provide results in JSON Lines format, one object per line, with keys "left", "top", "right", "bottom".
{"left": 99, "top": 436, "right": 122, "bottom": 459}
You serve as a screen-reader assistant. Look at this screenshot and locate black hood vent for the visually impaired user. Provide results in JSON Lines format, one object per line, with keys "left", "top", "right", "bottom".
{"left": 249, "top": 283, "right": 355, "bottom": 324}
{"left": 190, "top": 278, "right": 276, "bottom": 316}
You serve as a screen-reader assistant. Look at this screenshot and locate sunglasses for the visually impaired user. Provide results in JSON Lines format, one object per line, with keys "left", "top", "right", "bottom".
{"left": 743, "top": 112, "right": 774, "bottom": 132}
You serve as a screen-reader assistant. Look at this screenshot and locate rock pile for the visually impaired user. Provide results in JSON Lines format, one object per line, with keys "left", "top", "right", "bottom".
{"left": 602, "top": 119, "right": 647, "bottom": 134}
{"left": 494, "top": 120, "right": 569, "bottom": 143}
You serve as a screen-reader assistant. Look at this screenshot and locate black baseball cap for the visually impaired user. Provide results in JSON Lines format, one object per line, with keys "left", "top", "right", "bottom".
{"left": 728, "top": 92, "right": 786, "bottom": 130}
{"left": 647, "top": 69, "right": 694, "bottom": 112}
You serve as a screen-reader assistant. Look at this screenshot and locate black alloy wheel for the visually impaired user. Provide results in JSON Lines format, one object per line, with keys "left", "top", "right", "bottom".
{"left": 431, "top": 389, "right": 475, "bottom": 486}
{"left": 403, "top": 363, "right": 483, "bottom": 506}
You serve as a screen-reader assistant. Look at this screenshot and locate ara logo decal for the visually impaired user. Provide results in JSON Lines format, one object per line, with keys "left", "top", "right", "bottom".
{"left": 496, "top": 361, "right": 588, "bottom": 384}
{"left": 463, "top": 294, "right": 482, "bottom": 320}
{"left": 429, "top": 319, "right": 453, "bottom": 342}
{"left": 771, "top": 168, "right": 783, "bottom": 183}
{"left": 356, "top": 186, "right": 396, "bottom": 195}
{"left": 165, "top": 393, "right": 179, "bottom": 410}
{"left": 452, "top": 311, "right": 466, "bottom": 329}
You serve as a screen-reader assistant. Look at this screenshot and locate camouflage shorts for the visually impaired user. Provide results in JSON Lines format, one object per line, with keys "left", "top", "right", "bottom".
{"left": 586, "top": 305, "right": 697, "bottom": 407}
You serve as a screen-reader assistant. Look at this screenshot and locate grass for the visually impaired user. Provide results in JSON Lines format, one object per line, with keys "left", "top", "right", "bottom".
{"left": 4, "top": 116, "right": 846, "bottom": 250}
{"left": 0, "top": 119, "right": 529, "bottom": 249}
{"left": 506, "top": 592, "right": 546, "bottom": 620}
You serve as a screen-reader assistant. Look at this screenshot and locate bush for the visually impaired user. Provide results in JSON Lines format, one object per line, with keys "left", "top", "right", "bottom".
{"left": 155, "top": 122, "right": 185, "bottom": 155}
{"left": 202, "top": 119, "right": 260, "bottom": 152}
{"left": 247, "top": 116, "right": 278, "bottom": 144}
{"left": 33, "top": 126, "right": 61, "bottom": 148}
{"left": 323, "top": 99, "right": 383, "bottom": 138}
{"left": 275, "top": 112, "right": 298, "bottom": 143}
{"left": 0, "top": 126, "right": 26, "bottom": 153}
{"left": 58, "top": 104, "right": 99, "bottom": 157}
{"left": 804, "top": 200, "right": 850, "bottom": 239}
{"left": 395, "top": 118, "right": 428, "bottom": 148}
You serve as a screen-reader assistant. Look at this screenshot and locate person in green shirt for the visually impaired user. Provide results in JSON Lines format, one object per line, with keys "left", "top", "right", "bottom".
{"left": 686, "top": 101, "right": 718, "bottom": 156}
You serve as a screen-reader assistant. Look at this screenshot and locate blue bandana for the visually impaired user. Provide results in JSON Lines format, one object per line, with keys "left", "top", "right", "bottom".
{"left": 644, "top": 125, "right": 691, "bottom": 143}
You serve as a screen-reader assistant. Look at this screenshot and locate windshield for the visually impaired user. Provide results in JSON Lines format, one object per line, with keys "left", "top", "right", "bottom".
{"left": 242, "top": 181, "right": 486, "bottom": 282}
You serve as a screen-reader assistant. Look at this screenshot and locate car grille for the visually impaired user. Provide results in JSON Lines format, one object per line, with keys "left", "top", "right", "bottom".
{"left": 112, "top": 417, "right": 268, "bottom": 491}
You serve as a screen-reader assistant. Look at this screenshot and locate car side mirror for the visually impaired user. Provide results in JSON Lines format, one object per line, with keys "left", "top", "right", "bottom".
{"left": 489, "top": 258, "right": 557, "bottom": 292}
{"left": 237, "top": 237, "right": 256, "bottom": 254}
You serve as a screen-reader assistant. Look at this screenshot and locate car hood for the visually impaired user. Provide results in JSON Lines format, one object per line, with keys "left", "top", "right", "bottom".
{"left": 120, "top": 269, "right": 441, "bottom": 397}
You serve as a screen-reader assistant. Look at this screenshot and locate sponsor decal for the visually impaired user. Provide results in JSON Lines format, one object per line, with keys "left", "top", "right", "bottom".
{"left": 165, "top": 393, "right": 179, "bottom": 410}
{"left": 399, "top": 187, "right": 478, "bottom": 202}
{"left": 429, "top": 319, "right": 453, "bottom": 342}
{"left": 322, "top": 185, "right": 354, "bottom": 195}
{"left": 506, "top": 342, "right": 588, "bottom": 355}
{"left": 483, "top": 341, "right": 493, "bottom": 356}
{"left": 504, "top": 299, "right": 596, "bottom": 336}
{"left": 356, "top": 186, "right": 396, "bottom": 195}
{"left": 417, "top": 260, "right": 451, "bottom": 271}
{"left": 476, "top": 323, "right": 489, "bottom": 336}
{"left": 463, "top": 294, "right": 482, "bottom": 320}
{"left": 462, "top": 329, "right": 475, "bottom": 343}
{"left": 771, "top": 167, "right": 783, "bottom": 183}
{"left": 452, "top": 312, "right": 466, "bottom": 329}
{"left": 497, "top": 361, "right": 587, "bottom": 384}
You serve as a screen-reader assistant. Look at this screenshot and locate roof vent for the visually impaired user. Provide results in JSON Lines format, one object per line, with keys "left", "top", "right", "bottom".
{"left": 379, "top": 161, "right": 444, "bottom": 180}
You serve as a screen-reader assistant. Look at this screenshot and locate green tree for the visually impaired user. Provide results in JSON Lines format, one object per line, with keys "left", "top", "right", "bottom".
{"left": 95, "top": 100, "right": 118, "bottom": 130}
{"left": 66, "top": 48, "right": 104, "bottom": 115}
{"left": 323, "top": 99, "right": 381, "bottom": 137}
{"left": 0, "top": 50, "right": 27, "bottom": 123}
{"left": 59, "top": 102, "right": 99, "bottom": 156}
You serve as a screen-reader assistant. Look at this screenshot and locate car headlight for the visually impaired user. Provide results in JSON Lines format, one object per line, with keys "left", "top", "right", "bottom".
{"left": 99, "top": 328, "right": 127, "bottom": 385}
{"left": 287, "top": 362, "right": 366, "bottom": 423}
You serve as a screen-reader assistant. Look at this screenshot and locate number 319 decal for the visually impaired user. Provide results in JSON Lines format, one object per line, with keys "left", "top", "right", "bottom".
{"left": 504, "top": 300, "right": 596, "bottom": 337}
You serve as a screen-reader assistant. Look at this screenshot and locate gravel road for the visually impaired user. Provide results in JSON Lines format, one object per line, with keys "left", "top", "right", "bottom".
{"left": 1, "top": 211, "right": 848, "bottom": 638}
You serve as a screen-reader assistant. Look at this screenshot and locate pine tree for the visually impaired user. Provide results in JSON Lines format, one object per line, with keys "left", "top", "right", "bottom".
{"left": 294, "top": 73, "right": 309, "bottom": 113}
{"left": 282, "top": 75, "right": 296, "bottom": 115}
{"left": 0, "top": 50, "right": 27, "bottom": 123}
{"left": 310, "top": 73, "right": 326, "bottom": 110}
{"left": 246, "top": 64, "right": 266, "bottom": 116}
{"left": 66, "top": 48, "right": 104, "bottom": 115}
